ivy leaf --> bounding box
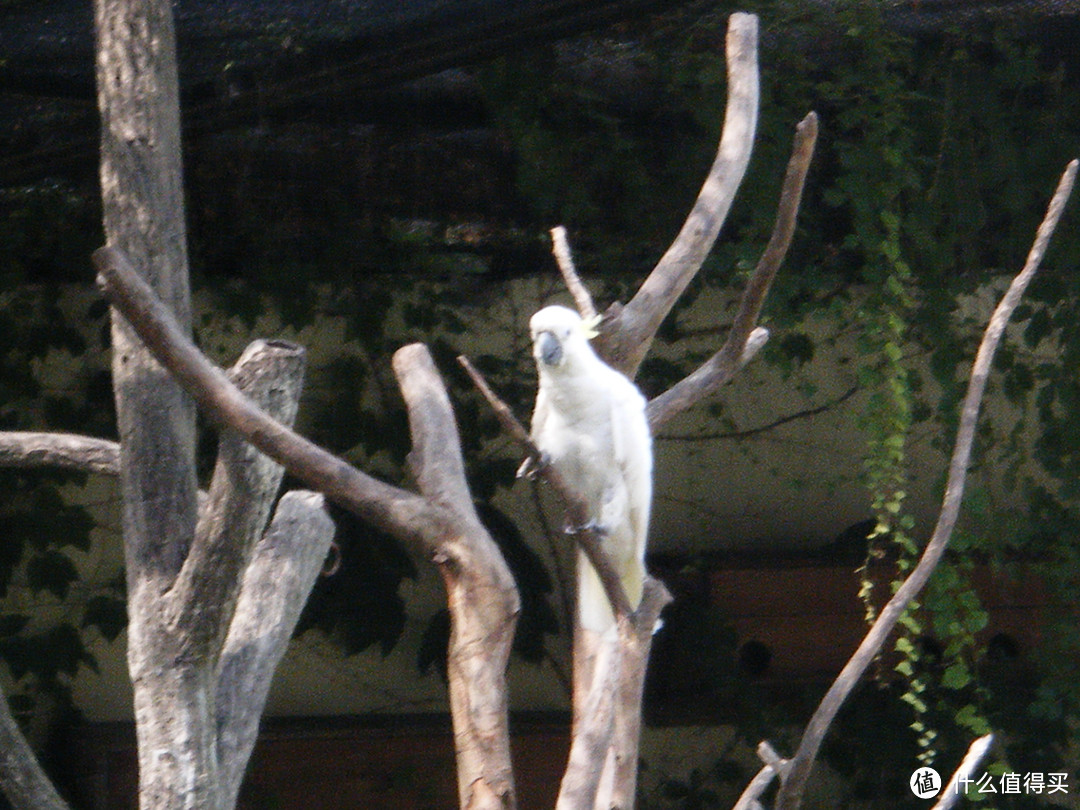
[26,550,78,600]
[942,662,972,690]
[0,533,24,598]
[416,608,450,682]
[82,595,128,642]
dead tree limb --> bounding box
[608,579,672,810]
[646,110,818,430]
[217,490,336,808]
[95,0,204,801]
[551,226,598,322]
[929,733,994,810]
[556,634,619,810]
[599,12,759,377]
[95,244,521,810]
[0,432,119,475]
[0,694,71,810]
[170,339,306,660]
[772,158,1078,810]
[731,743,788,810]
[395,345,520,810]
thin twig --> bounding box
[551,226,597,322]
[457,354,633,619]
[658,385,857,442]
[773,159,1077,810]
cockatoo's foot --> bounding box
[515,451,551,480]
[563,519,607,537]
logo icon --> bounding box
[911,767,942,799]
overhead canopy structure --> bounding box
[0,0,1076,191]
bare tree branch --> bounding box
[658,386,858,442]
[930,733,994,810]
[646,110,819,430]
[732,743,788,810]
[599,12,760,377]
[171,339,306,657]
[556,634,618,810]
[0,691,71,810]
[396,345,519,810]
[457,354,633,620]
[551,226,597,322]
[609,578,672,809]
[217,490,336,808]
[0,432,119,475]
[773,158,1078,810]
[93,245,448,554]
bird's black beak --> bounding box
[536,331,563,366]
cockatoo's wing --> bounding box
[607,372,652,562]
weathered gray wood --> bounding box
[0,432,119,475]
[217,491,336,808]
[94,0,205,804]
[609,580,670,810]
[0,694,71,810]
[172,339,306,658]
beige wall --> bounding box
[0,275,1046,722]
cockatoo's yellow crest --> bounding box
[581,313,602,340]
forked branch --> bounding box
[646,110,818,430]
[600,12,760,376]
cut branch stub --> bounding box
[216,490,336,808]
[169,339,307,658]
[396,344,519,810]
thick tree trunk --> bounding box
[94,0,205,806]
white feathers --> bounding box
[525,305,652,633]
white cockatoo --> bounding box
[523,304,652,633]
